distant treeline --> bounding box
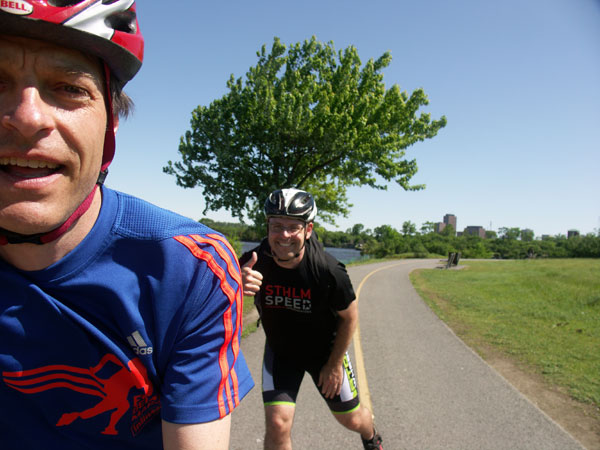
[201,219,600,259]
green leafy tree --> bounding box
[164,36,446,225]
[485,230,497,239]
[498,227,521,240]
[346,223,368,248]
[456,234,492,259]
[420,221,436,234]
[348,223,365,236]
[520,229,534,242]
[409,238,428,257]
[363,225,404,257]
[402,220,417,236]
[421,233,453,256]
[440,224,455,237]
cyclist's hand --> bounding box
[318,362,343,399]
[241,252,263,296]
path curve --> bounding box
[230,259,584,449]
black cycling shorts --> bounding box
[261,342,360,414]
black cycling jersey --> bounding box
[240,237,356,365]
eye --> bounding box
[0,74,10,92]
[57,83,90,97]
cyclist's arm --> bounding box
[162,415,231,450]
[330,300,359,364]
[318,300,358,398]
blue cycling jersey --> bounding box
[0,186,254,449]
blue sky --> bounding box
[109,0,600,237]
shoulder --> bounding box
[323,252,350,282]
[109,188,213,241]
[304,237,335,269]
[104,188,240,293]
[301,238,335,281]
[306,240,352,284]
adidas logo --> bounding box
[127,331,153,356]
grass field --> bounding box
[410,259,600,407]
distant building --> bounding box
[567,229,580,238]
[464,226,486,238]
[434,213,456,235]
[443,214,457,234]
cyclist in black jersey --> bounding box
[240,189,383,450]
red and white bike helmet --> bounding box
[0,0,144,245]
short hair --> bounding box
[110,76,134,119]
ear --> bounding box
[305,222,314,240]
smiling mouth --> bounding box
[0,157,61,178]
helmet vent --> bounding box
[47,0,84,6]
[105,10,137,34]
[264,189,317,222]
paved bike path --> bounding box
[230,259,584,449]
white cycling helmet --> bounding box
[264,189,317,223]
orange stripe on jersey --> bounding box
[205,234,242,280]
[199,234,242,336]
[204,234,243,342]
[173,235,240,417]
[205,233,243,337]
[192,234,243,405]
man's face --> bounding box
[0,35,108,235]
[267,216,313,265]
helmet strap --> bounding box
[101,63,116,172]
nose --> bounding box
[281,228,296,238]
[1,86,53,140]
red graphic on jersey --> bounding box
[265,284,311,299]
[264,284,313,313]
[2,354,159,436]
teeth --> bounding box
[0,157,59,169]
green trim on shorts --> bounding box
[343,353,358,397]
[331,401,361,415]
[264,401,296,407]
